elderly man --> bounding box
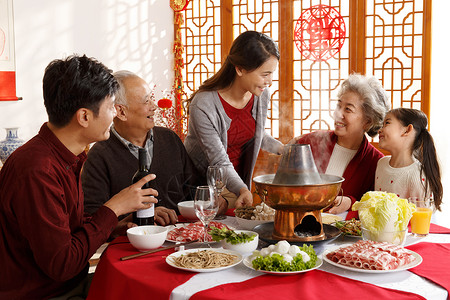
[0,56,157,299]
[82,70,226,229]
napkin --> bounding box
[408,223,450,234]
[190,269,425,300]
[406,242,450,297]
[87,236,197,300]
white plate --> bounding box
[165,223,229,244]
[243,256,323,275]
[166,248,243,273]
[321,213,343,225]
[322,247,422,273]
[341,233,362,238]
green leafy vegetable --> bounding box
[251,244,317,272]
[208,227,256,245]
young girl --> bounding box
[375,108,442,210]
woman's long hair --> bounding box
[185,31,279,109]
[390,108,443,210]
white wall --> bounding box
[429,1,450,224]
[1,0,449,223]
[0,0,174,140]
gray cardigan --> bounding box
[184,89,283,195]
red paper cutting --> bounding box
[294,5,346,62]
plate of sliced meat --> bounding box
[166,221,232,243]
[322,240,422,273]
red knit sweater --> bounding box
[219,93,256,178]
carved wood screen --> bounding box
[178,0,431,145]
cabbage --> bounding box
[352,191,416,242]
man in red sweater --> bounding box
[0,55,157,299]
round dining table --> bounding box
[87,215,450,300]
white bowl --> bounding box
[177,201,198,221]
[361,227,407,246]
[235,216,272,230]
[127,225,168,251]
[220,230,259,254]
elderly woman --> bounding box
[295,74,390,219]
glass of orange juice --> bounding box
[408,197,434,237]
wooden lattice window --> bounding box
[178,0,431,145]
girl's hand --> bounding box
[328,196,351,214]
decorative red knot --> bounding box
[294,4,346,62]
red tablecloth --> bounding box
[190,269,425,300]
[408,223,450,234]
[87,236,196,300]
[406,242,450,297]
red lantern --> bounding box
[157,98,173,110]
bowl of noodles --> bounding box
[166,248,243,272]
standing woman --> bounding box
[184,31,284,208]
[295,74,391,219]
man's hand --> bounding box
[110,215,137,239]
[104,174,158,217]
[155,207,178,226]
[235,187,253,208]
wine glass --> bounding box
[207,165,227,219]
[194,186,219,242]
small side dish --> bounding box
[209,227,256,244]
[209,227,259,253]
[235,203,275,221]
[321,213,343,225]
[334,218,362,236]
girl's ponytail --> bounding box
[417,129,443,210]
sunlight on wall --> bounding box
[0,0,174,141]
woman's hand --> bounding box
[277,144,286,155]
[287,135,303,144]
[328,196,351,214]
[216,195,229,215]
[235,187,253,208]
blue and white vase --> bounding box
[0,128,25,164]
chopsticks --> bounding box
[120,239,199,261]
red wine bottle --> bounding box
[132,148,155,225]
